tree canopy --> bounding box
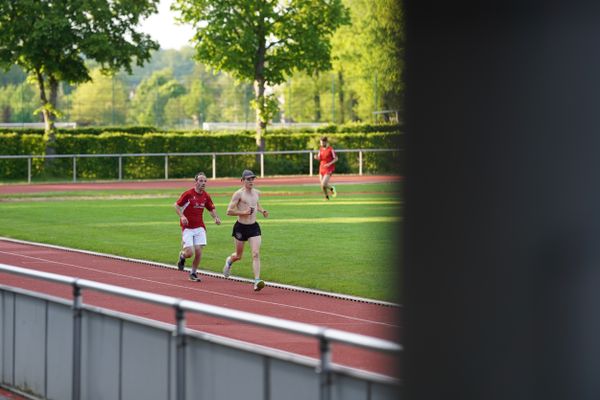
[130,69,186,127]
[70,69,129,126]
[0,0,160,142]
[173,0,350,148]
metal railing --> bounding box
[0,263,402,400]
[0,148,400,183]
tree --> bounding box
[0,82,39,123]
[129,69,186,127]
[330,0,404,122]
[173,0,350,150]
[69,69,129,126]
[0,0,159,153]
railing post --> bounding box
[118,156,122,181]
[72,281,83,400]
[317,330,332,400]
[260,152,264,178]
[212,154,216,180]
[359,150,363,176]
[27,157,31,183]
[165,155,169,180]
[73,156,77,183]
[309,151,313,177]
[175,304,187,400]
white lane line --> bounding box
[0,250,399,328]
[0,236,400,307]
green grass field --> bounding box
[0,182,402,302]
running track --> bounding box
[0,175,402,378]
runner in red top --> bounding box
[173,172,221,282]
[314,136,339,200]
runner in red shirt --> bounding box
[314,136,339,200]
[173,172,221,282]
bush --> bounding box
[0,126,402,180]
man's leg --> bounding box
[188,245,203,281]
[248,236,262,279]
[224,238,245,277]
[248,236,265,291]
[320,174,330,198]
[191,244,203,274]
[178,244,193,271]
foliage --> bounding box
[173,0,350,145]
[0,65,26,86]
[0,1,404,129]
[0,0,160,137]
[68,69,129,126]
[0,130,401,180]
[0,82,39,123]
[0,133,45,179]
[118,47,198,89]
[129,69,186,127]
[328,0,404,122]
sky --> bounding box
[138,0,195,50]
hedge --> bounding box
[0,129,402,181]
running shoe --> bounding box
[223,256,232,278]
[330,186,337,198]
[177,253,185,271]
[189,272,200,282]
[253,279,265,292]
[324,195,329,201]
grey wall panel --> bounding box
[169,336,176,400]
[0,291,5,383]
[0,287,400,400]
[13,295,46,396]
[186,338,265,400]
[1,291,14,385]
[270,358,320,400]
[81,312,122,400]
[331,374,368,400]
[46,302,73,400]
[121,321,170,400]
[371,381,401,400]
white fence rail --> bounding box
[0,148,399,183]
[0,263,401,400]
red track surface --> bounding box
[0,174,401,194]
[0,175,402,378]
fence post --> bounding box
[318,330,332,400]
[175,304,186,400]
[27,157,31,183]
[72,281,83,400]
[73,157,77,183]
[359,150,363,176]
[165,155,169,180]
[260,152,264,178]
[309,151,313,176]
[118,156,122,181]
[212,154,216,180]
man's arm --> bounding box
[327,150,338,166]
[173,202,188,226]
[208,208,221,225]
[257,201,268,218]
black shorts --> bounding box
[232,221,261,241]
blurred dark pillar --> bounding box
[404,2,600,399]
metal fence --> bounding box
[0,148,399,183]
[0,263,401,400]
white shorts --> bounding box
[181,227,207,248]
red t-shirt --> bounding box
[318,146,337,174]
[176,189,215,230]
